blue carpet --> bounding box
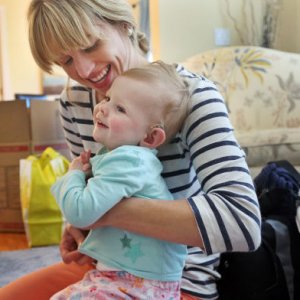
[0,246,61,287]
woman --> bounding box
[0,0,261,299]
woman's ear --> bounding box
[140,127,166,148]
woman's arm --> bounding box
[90,197,204,247]
[91,73,262,254]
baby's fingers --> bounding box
[80,149,91,164]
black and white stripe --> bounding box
[58,66,261,299]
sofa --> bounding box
[182,46,300,176]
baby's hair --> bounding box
[28,0,149,73]
[121,61,190,143]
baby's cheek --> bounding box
[111,120,126,132]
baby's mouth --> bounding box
[97,121,108,128]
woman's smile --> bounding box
[89,64,111,83]
[89,64,113,91]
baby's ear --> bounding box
[140,127,166,148]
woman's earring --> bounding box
[127,27,133,37]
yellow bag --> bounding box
[20,147,69,247]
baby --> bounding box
[51,61,190,299]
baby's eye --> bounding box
[116,105,126,113]
[103,96,110,102]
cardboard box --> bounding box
[0,99,70,232]
[29,100,70,160]
[0,101,31,232]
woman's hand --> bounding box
[60,224,94,265]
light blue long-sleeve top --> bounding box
[51,145,187,281]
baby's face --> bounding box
[93,76,160,150]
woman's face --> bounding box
[56,22,136,97]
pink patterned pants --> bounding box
[51,269,181,300]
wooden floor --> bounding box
[0,233,29,250]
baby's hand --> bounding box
[68,150,91,174]
[80,150,91,174]
[69,156,84,171]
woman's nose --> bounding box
[74,54,94,79]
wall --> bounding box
[0,0,299,97]
[157,0,259,62]
[157,0,300,63]
[0,0,41,99]
[276,0,299,53]
[0,6,11,99]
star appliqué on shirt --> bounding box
[124,242,144,263]
[120,234,132,249]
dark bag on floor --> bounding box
[217,160,300,300]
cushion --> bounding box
[183,46,300,167]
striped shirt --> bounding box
[59,65,261,299]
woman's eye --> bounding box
[116,105,126,113]
[104,96,110,102]
[61,57,73,66]
[84,40,99,53]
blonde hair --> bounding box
[28,0,149,73]
[122,61,190,143]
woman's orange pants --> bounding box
[0,262,198,299]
